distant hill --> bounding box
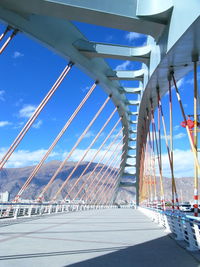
[139,176,196,203]
[116,176,197,204]
[0,160,135,203]
[1,160,194,204]
[157,176,196,203]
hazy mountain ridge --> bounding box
[0,160,194,203]
[159,176,197,202]
[0,160,134,202]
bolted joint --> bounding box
[13,29,19,35]
[192,54,199,62]
[69,61,75,67]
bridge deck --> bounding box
[0,209,199,267]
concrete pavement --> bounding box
[0,209,199,266]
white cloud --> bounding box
[32,120,43,129]
[185,78,193,85]
[110,131,123,141]
[0,121,11,127]
[62,146,122,168]
[0,148,58,168]
[115,61,131,71]
[0,144,122,168]
[15,98,24,107]
[19,105,37,118]
[13,51,24,59]
[174,132,186,139]
[125,32,145,42]
[84,130,95,139]
[150,130,186,142]
[0,90,5,101]
[164,77,185,96]
[174,125,180,131]
[3,146,195,178]
[185,72,200,85]
[81,86,90,92]
[12,121,25,130]
[161,149,195,177]
[75,130,95,139]
[160,133,169,141]
[177,78,184,88]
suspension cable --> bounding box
[111,154,125,204]
[150,100,165,210]
[166,83,180,211]
[84,139,124,203]
[97,168,121,205]
[171,72,200,173]
[156,87,179,210]
[58,106,118,202]
[95,167,119,205]
[37,95,111,201]
[148,117,157,208]
[146,115,153,207]
[107,177,120,205]
[0,28,18,54]
[145,129,150,206]
[157,93,163,201]
[141,120,147,205]
[169,81,174,211]
[73,128,123,201]
[90,148,124,204]
[14,81,97,201]
[0,26,11,42]
[105,170,122,205]
[97,166,122,205]
[139,128,145,204]
[146,142,151,207]
[144,115,151,207]
[67,117,122,199]
[151,124,158,208]
[95,160,122,204]
[0,62,74,170]
[91,149,124,204]
[52,106,118,202]
[193,60,198,217]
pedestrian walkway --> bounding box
[0,209,199,267]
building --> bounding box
[0,191,9,202]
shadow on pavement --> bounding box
[0,235,199,267]
[67,235,200,267]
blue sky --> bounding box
[0,21,199,178]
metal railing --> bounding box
[0,202,120,220]
[139,207,200,251]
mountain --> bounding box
[140,176,198,203]
[158,176,197,203]
[0,160,135,203]
[0,161,197,204]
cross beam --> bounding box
[74,40,151,65]
[107,69,144,81]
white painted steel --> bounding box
[139,207,200,251]
[0,203,130,220]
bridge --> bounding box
[0,0,200,266]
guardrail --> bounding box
[0,203,121,220]
[0,203,133,220]
[139,207,200,251]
